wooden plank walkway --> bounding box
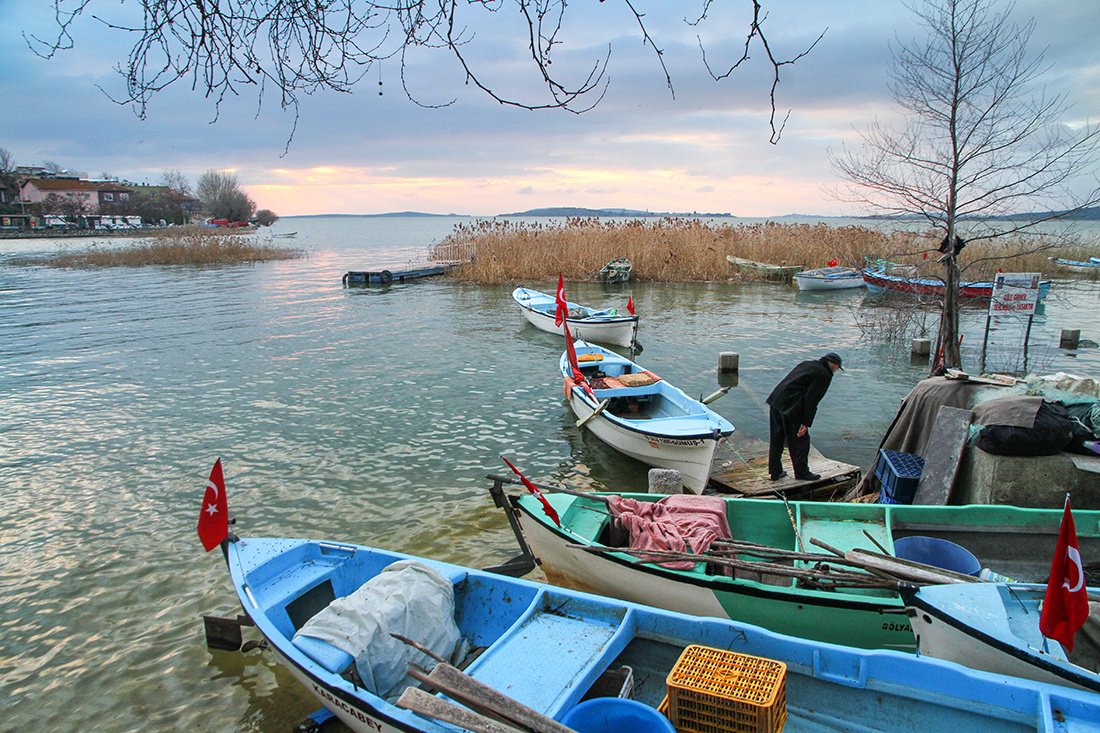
[707,430,863,501]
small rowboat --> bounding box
[210,533,1100,733]
[901,582,1100,693]
[862,267,1052,299]
[492,485,1100,652]
[512,287,638,347]
[1049,257,1100,274]
[561,342,733,492]
[727,255,803,281]
[793,266,864,291]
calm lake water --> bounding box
[2,215,1099,732]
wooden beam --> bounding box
[397,688,526,733]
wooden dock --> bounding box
[343,263,455,286]
[707,430,863,501]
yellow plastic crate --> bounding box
[665,645,787,733]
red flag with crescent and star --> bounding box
[555,273,568,327]
[501,456,561,527]
[563,321,596,399]
[198,458,229,551]
[627,295,635,315]
[1040,496,1090,651]
[827,258,838,267]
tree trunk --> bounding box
[940,254,962,370]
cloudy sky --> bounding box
[2,1,1098,217]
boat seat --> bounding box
[292,634,355,674]
[463,589,634,717]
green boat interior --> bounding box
[554,493,1100,595]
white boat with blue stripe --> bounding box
[560,341,734,492]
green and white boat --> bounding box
[489,480,1100,652]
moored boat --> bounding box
[490,484,1100,652]
[727,255,803,281]
[213,533,1100,733]
[901,582,1100,693]
[512,287,638,347]
[1049,257,1100,274]
[597,257,632,283]
[794,266,865,291]
[862,266,1052,299]
[561,342,734,492]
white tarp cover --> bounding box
[293,560,461,700]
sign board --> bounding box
[990,272,1041,315]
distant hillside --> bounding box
[286,211,467,218]
[497,207,734,218]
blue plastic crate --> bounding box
[875,449,924,504]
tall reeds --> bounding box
[430,217,1095,283]
[16,227,302,268]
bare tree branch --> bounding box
[28,1,812,149]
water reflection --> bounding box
[2,218,1099,732]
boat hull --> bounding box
[513,287,638,347]
[561,342,734,492]
[566,386,723,492]
[902,583,1100,694]
[794,267,865,291]
[862,268,1052,299]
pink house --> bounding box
[20,178,101,212]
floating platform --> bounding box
[342,263,454,286]
[707,430,863,501]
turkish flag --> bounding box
[197,459,229,551]
[1039,496,1090,651]
[555,273,567,327]
[563,321,596,400]
[827,258,838,267]
[627,296,635,315]
[501,456,561,527]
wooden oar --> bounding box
[575,398,610,427]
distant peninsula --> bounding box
[496,207,734,218]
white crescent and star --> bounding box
[1063,546,1085,593]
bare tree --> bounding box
[196,170,256,222]
[831,0,1100,371]
[159,169,192,196]
[30,1,819,147]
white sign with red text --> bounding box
[990,272,1041,315]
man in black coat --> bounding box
[765,352,843,481]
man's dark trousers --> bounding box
[769,406,810,477]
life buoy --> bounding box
[379,269,393,284]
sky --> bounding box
[2,1,1098,218]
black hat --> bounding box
[823,352,843,370]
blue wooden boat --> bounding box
[512,287,638,347]
[561,342,734,492]
[901,582,1100,693]
[343,264,453,286]
[212,534,1100,733]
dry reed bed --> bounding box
[431,218,1093,284]
[15,227,302,268]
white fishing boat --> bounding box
[512,287,638,347]
[561,341,733,492]
[794,266,865,291]
[900,582,1100,693]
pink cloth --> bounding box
[606,495,732,570]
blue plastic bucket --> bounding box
[893,536,980,576]
[560,698,675,733]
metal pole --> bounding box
[1022,313,1034,374]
